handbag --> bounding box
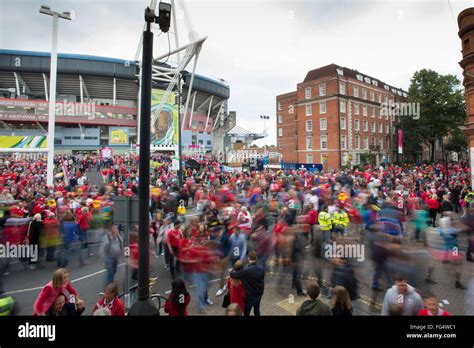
[221,291,230,308]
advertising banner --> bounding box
[100,147,113,158]
[109,127,129,146]
[398,129,403,154]
[151,89,178,146]
[0,135,46,149]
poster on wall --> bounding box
[109,127,129,146]
[151,89,178,146]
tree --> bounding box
[360,153,375,165]
[405,69,465,162]
[445,127,468,154]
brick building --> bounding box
[276,64,407,170]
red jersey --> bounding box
[93,296,125,316]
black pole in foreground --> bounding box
[128,9,156,315]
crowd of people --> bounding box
[0,152,474,316]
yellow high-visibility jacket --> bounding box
[333,211,349,228]
[318,211,333,231]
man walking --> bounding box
[230,251,265,316]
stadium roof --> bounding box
[226,125,264,140]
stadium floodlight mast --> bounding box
[39,5,73,188]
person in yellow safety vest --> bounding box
[0,280,16,315]
[0,295,15,315]
[332,203,350,236]
[318,205,333,242]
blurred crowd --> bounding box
[0,153,473,316]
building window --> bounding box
[384,95,388,104]
[370,90,375,101]
[307,153,313,164]
[355,135,360,149]
[278,143,283,150]
[371,121,375,133]
[319,83,326,96]
[278,128,283,137]
[305,87,311,99]
[289,104,294,114]
[341,135,347,150]
[340,117,346,130]
[321,135,327,149]
[379,138,384,150]
[306,136,313,150]
[354,103,359,115]
[306,120,312,132]
[379,123,383,133]
[320,118,327,131]
[340,100,346,113]
[386,124,390,134]
[378,93,382,103]
[339,82,346,95]
[387,138,391,150]
[363,120,368,132]
[207,140,212,145]
[362,88,367,99]
[320,101,326,114]
[353,86,359,98]
[278,101,282,110]
[371,136,376,146]
[385,111,389,120]
[354,119,360,131]
[363,105,368,117]
[306,104,312,116]
[364,136,368,149]
[371,107,375,118]
[278,115,283,124]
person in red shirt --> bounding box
[92,282,125,316]
[167,219,183,280]
[273,217,288,271]
[226,260,245,314]
[77,207,93,257]
[427,194,440,227]
[164,278,191,316]
[417,293,451,316]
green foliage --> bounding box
[445,127,468,153]
[405,69,465,161]
[360,153,375,165]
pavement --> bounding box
[1,171,472,315]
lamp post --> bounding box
[39,5,72,188]
[128,3,171,316]
[260,115,270,154]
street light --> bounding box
[128,3,171,316]
[260,115,270,154]
[40,5,72,188]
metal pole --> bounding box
[128,14,157,315]
[46,14,58,188]
[178,74,183,187]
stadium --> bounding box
[0,49,230,156]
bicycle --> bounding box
[98,277,168,315]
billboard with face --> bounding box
[151,89,178,146]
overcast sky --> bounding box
[1,0,473,146]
